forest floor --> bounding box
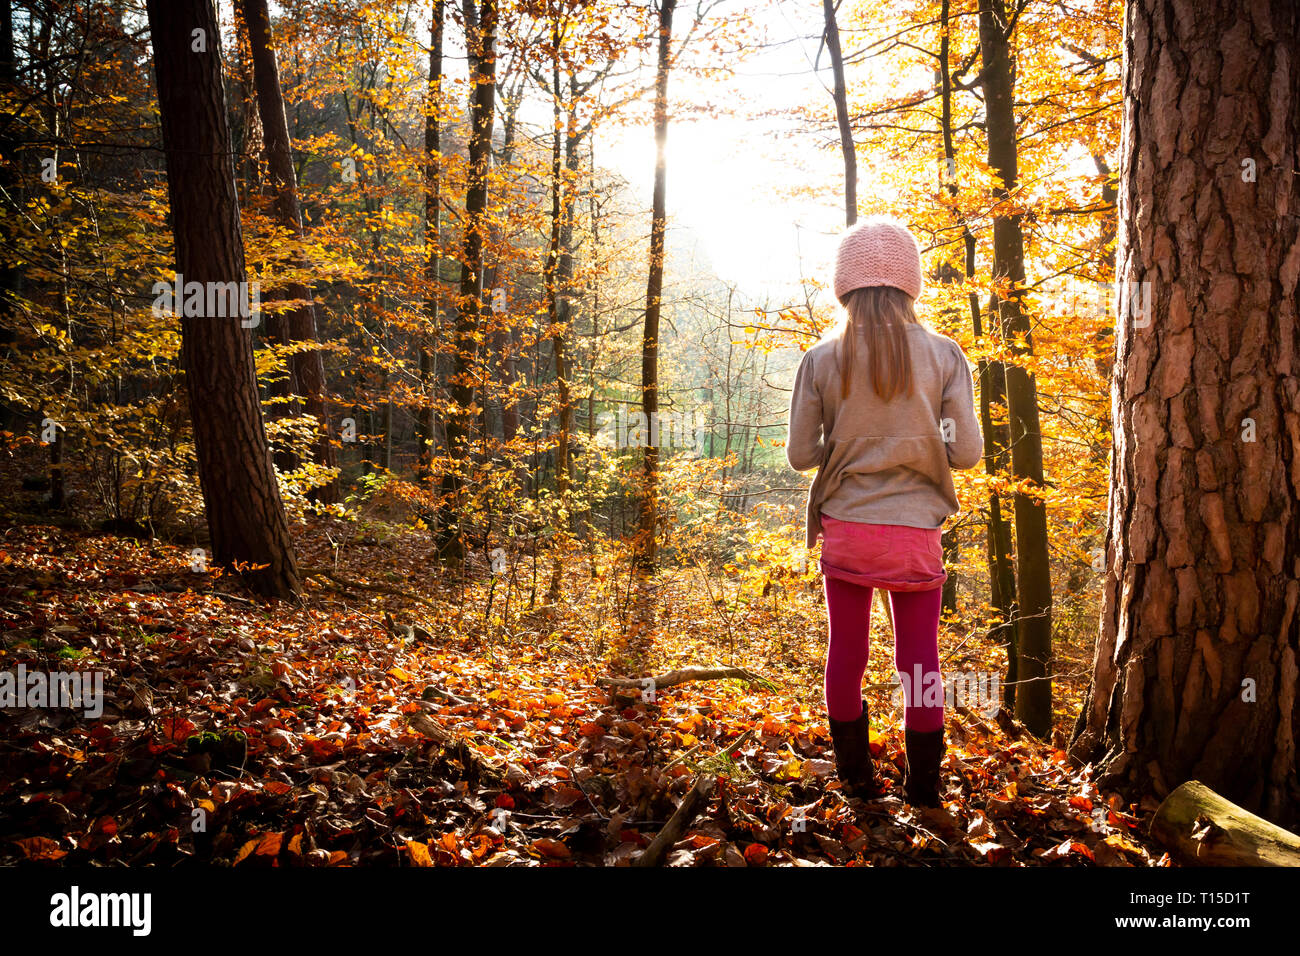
[0,516,1169,867]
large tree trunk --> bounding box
[978,0,1052,736]
[822,0,855,227]
[437,0,497,564]
[635,0,675,572]
[1070,0,1300,823]
[236,0,337,502]
[146,0,300,600]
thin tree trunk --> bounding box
[555,111,582,524]
[544,23,575,604]
[146,0,300,599]
[936,0,1017,704]
[0,0,16,381]
[822,0,856,226]
[417,0,444,491]
[438,0,497,564]
[978,0,1051,736]
[236,0,337,501]
[487,61,526,456]
[635,0,675,572]
[936,1,1015,645]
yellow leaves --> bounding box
[406,840,434,867]
[1102,832,1145,858]
[867,727,887,755]
[34,323,72,346]
[773,755,802,781]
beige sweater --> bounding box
[785,321,984,547]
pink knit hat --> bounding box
[833,215,923,302]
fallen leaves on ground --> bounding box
[0,522,1165,867]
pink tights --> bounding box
[823,576,944,731]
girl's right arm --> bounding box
[786,348,825,472]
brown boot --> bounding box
[828,699,884,800]
[903,727,945,807]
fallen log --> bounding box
[633,729,754,867]
[633,774,716,867]
[1150,780,1300,866]
[406,712,504,785]
[599,665,770,694]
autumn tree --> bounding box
[977,0,1052,736]
[437,0,498,564]
[821,0,855,227]
[146,0,301,599]
[1071,0,1300,821]
[635,0,675,572]
[417,0,446,488]
[235,0,338,502]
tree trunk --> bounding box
[938,0,1016,680]
[978,0,1052,736]
[981,357,1018,708]
[635,0,675,572]
[822,0,856,227]
[438,0,497,564]
[235,0,336,502]
[232,0,298,465]
[0,0,16,379]
[417,0,444,491]
[146,0,300,599]
[1070,0,1300,823]
[544,32,585,604]
[485,64,526,460]
[543,21,566,604]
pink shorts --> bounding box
[818,515,947,592]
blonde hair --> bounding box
[837,285,918,402]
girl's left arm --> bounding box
[942,344,984,469]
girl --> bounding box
[786,215,983,806]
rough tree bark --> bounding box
[146,0,300,599]
[978,0,1052,735]
[1070,0,1300,823]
